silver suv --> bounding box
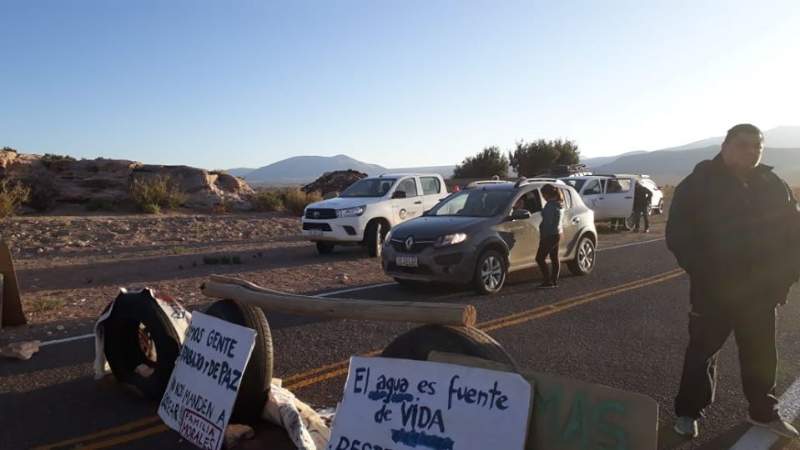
[382,179,598,294]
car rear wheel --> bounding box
[316,241,335,255]
[473,250,506,295]
[568,235,596,275]
[623,214,636,231]
[657,199,665,214]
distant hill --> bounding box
[235,154,455,185]
[242,154,386,184]
[594,146,800,185]
[586,126,800,185]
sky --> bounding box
[1,0,799,170]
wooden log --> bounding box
[202,275,476,327]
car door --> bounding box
[557,187,579,259]
[579,179,608,219]
[390,177,424,224]
[503,189,541,269]
[419,176,445,212]
[601,177,635,218]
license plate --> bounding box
[308,229,324,237]
[396,256,418,267]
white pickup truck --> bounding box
[302,173,449,256]
[560,174,664,230]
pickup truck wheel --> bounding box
[657,199,665,214]
[568,235,596,275]
[473,250,506,295]
[623,214,636,231]
[316,241,335,255]
[365,221,387,258]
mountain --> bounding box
[227,167,256,177]
[234,154,455,185]
[582,151,647,168]
[587,126,800,185]
[242,154,387,184]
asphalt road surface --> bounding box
[2,238,800,450]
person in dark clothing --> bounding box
[536,184,564,288]
[633,180,653,232]
[666,123,800,440]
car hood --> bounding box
[390,216,492,241]
[307,197,385,209]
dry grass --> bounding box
[0,179,31,218]
[129,175,187,213]
[251,190,284,212]
[282,188,322,216]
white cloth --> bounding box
[262,384,331,450]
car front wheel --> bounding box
[568,236,596,276]
[473,250,507,295]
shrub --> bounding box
[282,188,321,216]
[252,191,284,212]
[41,153,77,170]
[24,174,58,211]
[129,175,186,213]
[453,146,509,179]
[0,179,31,218]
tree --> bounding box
[453,146,509,179]
[508,139,580,177]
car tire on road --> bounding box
[316,241,335,255]
[473,249,507,295]
[623,214,636,231]
[381,325,517,368]
[568,235,596,276]
[657,199,665,214]
[365,220,387,258]
[103,291,182,400]
[204,299,273,425]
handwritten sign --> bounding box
[327,356,532,450]
[159,312,256,450]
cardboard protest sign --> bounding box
[159,312,256,450]
[429,352,659,450]
[327,356,532,450]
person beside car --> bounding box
[633,180,652,232]
[666,123,800,440]
[536,184,564,288]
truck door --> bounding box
[602,177,635,219]
[390,177,424,224]
[419,176,445,212]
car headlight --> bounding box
[435,233,468,247]
[337,205,366,218]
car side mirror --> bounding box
[392,191,407,199]
[510,209,532,221]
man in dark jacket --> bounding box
[633,180,653,232]
[666,123,800,439]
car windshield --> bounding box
[340,178,397,197]
[562,179,586,191]
[430,189,514,217]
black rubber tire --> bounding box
[104,291,182,400]
[365,220,388,258]
[568,235,596,276]
[657,199,665,215]
[204,299,273,425]
[316,241,335,255]
[473,249,507,295]
[382,325,517,368]
[623,214,636,231]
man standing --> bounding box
[666,123,800,439]
[633,180,653,232]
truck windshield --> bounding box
[340,178,397,198]
[430,189,514,217]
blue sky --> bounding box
[1,0,798,169]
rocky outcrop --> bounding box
[0,148,255,212]
[302,170,367,197]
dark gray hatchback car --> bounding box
[381,179,598,294]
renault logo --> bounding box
[312,211,320,219]
[404,236,415,251]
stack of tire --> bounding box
[103,293,273,424]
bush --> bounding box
[129,175,186,213]
[282,188,321,216]
[24,174,58,211]
[252,191,284,212]
[0,179,31,218]
[41,153,76,170]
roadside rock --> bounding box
[302,170,366,197]
[0,340,41,360]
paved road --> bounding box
[2,239,800,449]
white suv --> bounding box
[302,173,449,256]
[560,174,664,229]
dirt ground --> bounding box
[0,210,668,344]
